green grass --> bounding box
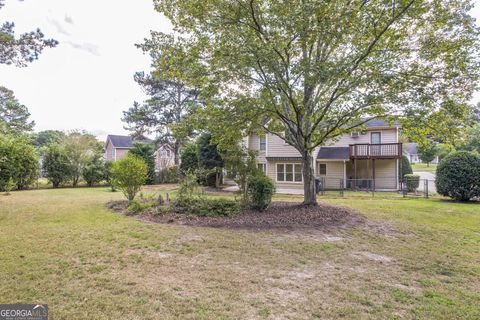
[412,163,438,173]
[0,186,479,319]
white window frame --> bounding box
[259,135,266,151]
[276,163,303,183]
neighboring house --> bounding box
[403,142,439,165]
[246,120,403,194]
[154,145,176,171]
[404,143,420,164]
[104,135,152,161]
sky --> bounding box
[0,1,480,141]
[0,0,170,140]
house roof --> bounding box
[404,143,418,155]
[106,135,152,149]
[317,147,350,160]
[365,119,399,128]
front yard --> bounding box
[0,187,479,319]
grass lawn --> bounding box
[0,187,479,319]
[412,163,437,174]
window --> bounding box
[259,135,266,151]
[276,163,302,182]
[257,163,266,173]
[319,163,327,175]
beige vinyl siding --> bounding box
[373,159,397,189]
[266,134,301,157]
[317,161,345,189]
[326,128,397,147]
[250,134,267,162]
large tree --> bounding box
[0,0,57,66]
[123,33,202,165]
[150,0,480,204]
[0,86,34,134]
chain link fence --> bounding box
[316,176,436,198]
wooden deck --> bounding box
[349,143,402,159]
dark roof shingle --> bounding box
[107,135,152,148]
[317,147,350,160]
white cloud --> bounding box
[0,0,170,137]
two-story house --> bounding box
[246,120,402,194]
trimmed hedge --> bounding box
[436,151,480,201]
[404,174,420,192]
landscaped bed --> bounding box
[108,200,366,231]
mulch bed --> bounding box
[107,200,366,232]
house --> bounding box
[105,135,176,171]
[154,145,176,171]
[104,135,152,161]
[404,142,439,164]
[404,143,420,164]
[246,120,403,194]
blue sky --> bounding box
[0,0,479,140]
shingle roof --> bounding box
[107,135,152,149]
[317,147,350,160]
[404,143,418,155]
[365,119,399,128]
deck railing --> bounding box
[349,143,402,159]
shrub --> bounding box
[399,155,413,178]
[42,144,71,188]
[174,197,240,217]
[180,143,199,173]
[129,142,156,185]
[404,174,420,192]
[436,151,480,201]
[127,200,154,213]
[82,156,106,187]
[0,136,38,191]
[247,173,275,211]
[111,155,148,202]
[104,160,116,191]
[157,166,180,184]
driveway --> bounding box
[415,171,436,194]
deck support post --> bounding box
[372,159,376,192]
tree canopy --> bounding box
[149,0,480,204]
[0,86,34,134]
[0,0,57,66]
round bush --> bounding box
[247,173,275,211]
[404,174,420,192]
[435,151,480,201]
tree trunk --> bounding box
[174,139,181,166]
[301,153,317,205]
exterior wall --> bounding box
[316,161,345,189]
[105,140,115,161]
[266,134,301,157]
[348,159,397,190]
[115,148,130,161]
[250,134,267,163]
[326,128,398,147]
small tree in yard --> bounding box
[179,142,199,174]
[111,155,148,202]
[197,133,224,188]
[42,144,70,188]
[0,135,39,191]
[436,151,480,201]
[247,173,275,211]
[104,160,116,192]
[418,141,437,167]
[82,156,106,187]
[128,142,156,185]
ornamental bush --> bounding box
[404,174,420,192]
[399,155,413,178]
[111,155,148,202]
[436,151,480,201]
[247,173,275,211]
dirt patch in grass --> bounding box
[108,200,367,232]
